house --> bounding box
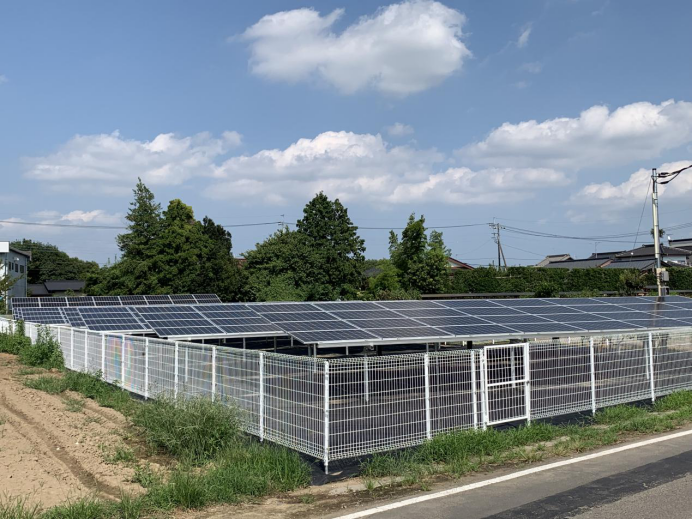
[668,237,692,253]
[447,257,474,270]
[614,244,690,267]
[0,241,32,310]
[535,254,573,267]
[542,258,611,269]
[27,280,86,297]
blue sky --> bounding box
[0,0,691,266]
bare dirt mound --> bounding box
[0,354,143,510]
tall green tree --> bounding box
[389,214,450,294]
[197,217,244,301]
[116,178,162,261]
[10,239,99,284]
[295,192,366,300]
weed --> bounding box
[42,495,114,519]
[103,444,136,465]
[23,375,67,394]
[16,367,45,376]
[130,463,160,489]
[62,396,85,413]
[0,493,41,519]
[653,390,692,413]
[18,326,64,369]
[83,416,103,426]
[299,494,315,504]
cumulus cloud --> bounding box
[386,122,415,136]
[0,209,123,236]
[204,130,568,206]
[566,160,692,222]
[240,0,471,96]
[461,100,692,169]
[22,130,242,194]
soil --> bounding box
[0,353,145,510]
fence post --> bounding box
[364,354,369,403]
[174,342,179,399]
[648,332,656,403]
[589,337,596,415]
[480,349,488,430]
[259,352,265,442]
[524,343,531,424]
[471,350,477,429]
[323,360,330,475]
[424,353,432,440]
[121,334,125,389]
[70,328,74,370]
[144,338,149,400]
[101,333,106,378]
[212,346,217,401]
[510,347,516,389]
[185,346,189,383]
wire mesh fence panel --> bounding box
[215,348,261,436]
[652,329,692,396]
[86,331,102,374]
[529,338,592,419]
[73,329,87,372]
[176,342,214,398]
[429,350,477,435]
[484,344,529,425]
[103,334,124,386]
[122,336,147,395]
[594,333,651,408]
[328,354,427,461]
[263,354,325,459]
[147,338,176,398]
[59,327,71,365]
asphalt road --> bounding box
[338,430,692,519]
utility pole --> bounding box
[651,168,664,296]
[650,164,692,297]
[490,222,507,271]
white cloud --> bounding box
[204,130,568,206]
[515,80,529,89]
[0,209,123,236]
[462,100,692,169]
[519,61,542,73]
[0,75,8,84]
[566,160,692,222]
[517,25,532,48]
[23,130,242,194]
[240,0,471,96]
[386,122,415,136]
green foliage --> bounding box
[617,270,646,295]
[0,493,42,519]
[9,239,99,285]
[449,266,691,294]
[131,395,242,464]
[534,282,560,298]
[0,261,19,314]
[244,193,366,301]
[0,321,30,355]
[18,326,64,369]
[389,214,450,294]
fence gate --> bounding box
[482,343,530,425]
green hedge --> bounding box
[448,266,691,294]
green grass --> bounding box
[16,367,46,376]
[360,391,692,484]
[62,396,86,413]
[0,493,41,519]
[102,444,136,465]
[23,375,67,394]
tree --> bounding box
[0,260,19,314]
[389,214,450,294]
[116,178,162,261]
[197,217,244,301]
[618,270,646,296]
[10,239,99,284]
[650,228,665,239]
[295,193,366,300]
[243,228,315,301]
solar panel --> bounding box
[649,310,692,319]
[92,296,123,306]
[79,307,149,332]
[366,327,452,339]
[120,295,147,306]
[593,311,656,320]
[289,329,379,343]
[535,313,599,323]
[216,324,285,334]
[261,311,335,322]
[66,296,95,307]
[376,301,445,310]
[196,310,259,319]
[438,324,520,336]
[495,299,560,307]
[468,307,531,316]
[347,318,424,329]
[11,298,40,308]
[621,318,691,329]
[417,316,493,326]
[315,302,382,311]
[19,308,69,325]
[329,310,402,320]
[560,304,621,313]
[573,321,645,331]
[250,303,320,313]
[480,314,553,324]
[282,320,357,332]
[668,302,692,310]
[37,297,66,307]
[192,294,222,304]
[12,308,24,320]
[145,295,173,305]
[395,308,465,318]
[594,297,646,304]
[170,294,198,304]
[507,323,583,333]
[63,308,87,327]
[438,300,504,308]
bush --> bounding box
[18,326,64,369]
[0,321,30,355]
[534,282,560,298]
[131,396,242,464]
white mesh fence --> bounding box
[0,317,690,468]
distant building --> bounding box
[668,237,692,253]
[614,244,690,267]
[27,280,86,297]
[542,258,611,269]
[535,254,573,267]
[447,257,474,270]
[0,241,31,310]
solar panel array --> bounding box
[11,294,221,309]
[10,296,691,342]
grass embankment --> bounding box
[1,324,311,519]
[361,390,692,489]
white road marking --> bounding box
[337,429,692,519]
